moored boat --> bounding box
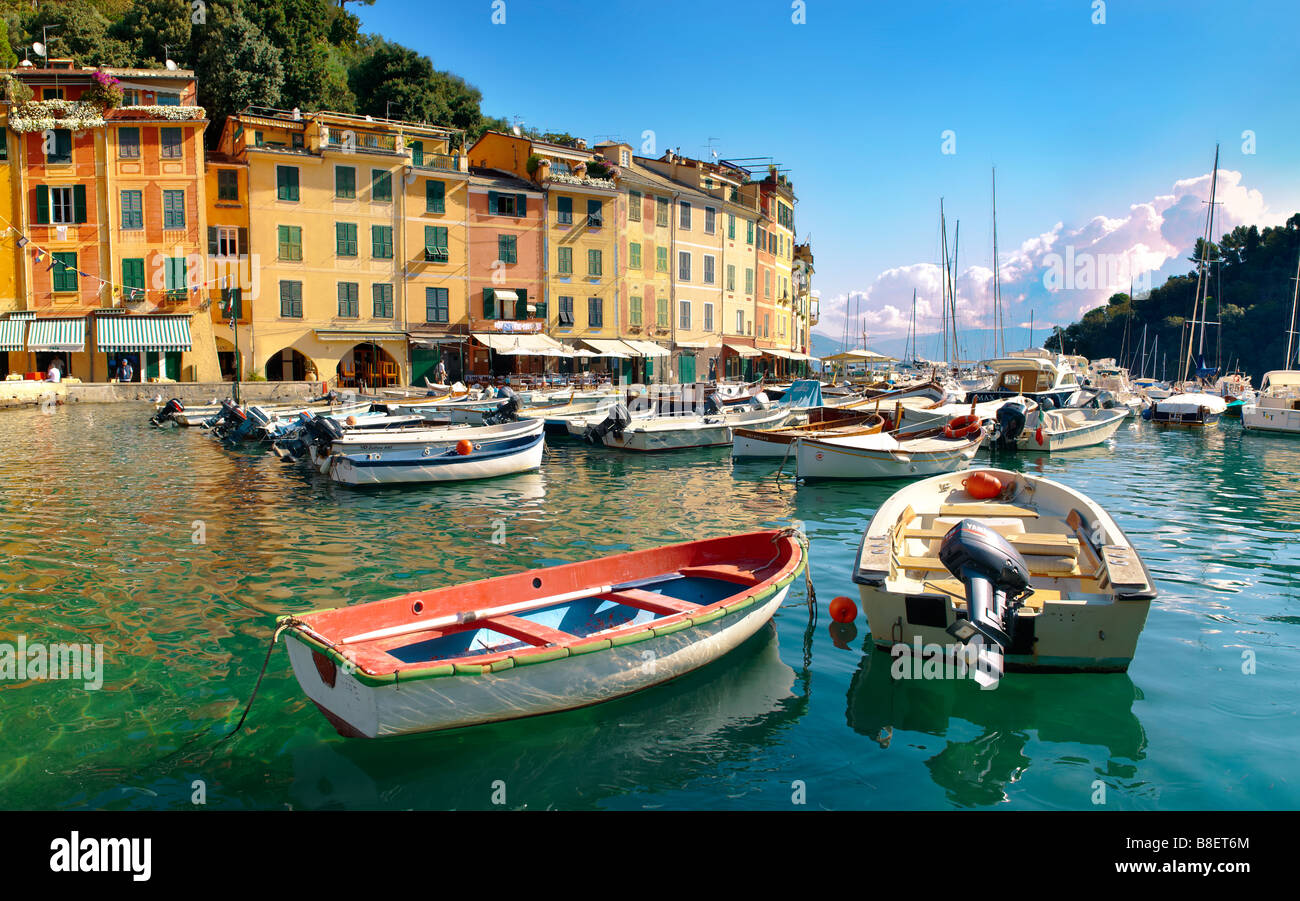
[1142,391,1226,426]
[278,529,808,737]
[732,407,885,458]
[990,404,1128,453]
[325,429,545,486]
[1242,370,1300,434]
[795,423,984,481]
[851,468,1156,672]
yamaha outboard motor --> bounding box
[993,401,1027,451]
[302,414,345,451]
[939,519,1032,652]
[704,393,725,415]
[149,398,185,428]
[582,404,631,444]
[482,386,519,425]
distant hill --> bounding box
[811,326,1052,364]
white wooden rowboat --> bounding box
[796,427,983,480]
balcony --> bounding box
[324,128,399,154]
[411,152,462,173]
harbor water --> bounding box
[1,404,1297,810]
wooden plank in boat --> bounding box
[939,502,1039,518]
[676,564,762,586]
[1101,545,1148,587]
[903,526,1078,557]
[898,554,1079,575]
[600,588,699,616]
[922,579,1050,610]
[485,615,575,647]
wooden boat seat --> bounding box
[902,525,1079,558]
[484,615,576,647]
[939,502,1039,518]
[676,564,762,586]
[897,553,1080,576]
[599,589,699,616]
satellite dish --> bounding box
[19,59,33,68]
[165,59,179,71]
[32,42,46,57]
[512,125,521,136]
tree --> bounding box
[193,6,284,138]
[109,0,190,67]
[19,0,133,67]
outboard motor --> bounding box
[582,404,631,444]
[482,387,519,425]
[303,414,345,450]
[939,519,1033,652]
[704,393,725,415]
[993,401,1027,451]
[149,398,184,427]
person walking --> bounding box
[119,357,134,383]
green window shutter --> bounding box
[72,184,87,223]
[411,140,424,166]
[51,252,78,292]
[516,288,528,320]
[426,180,445,213]
[122,258,145,297]
[35,185,49,224]
[517,194,526,216]
[336,166,355,198]
[483,287,495,319]
[208,226,219,256]
[488,191,498,215]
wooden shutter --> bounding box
[72,185,87,223]
[35,186,49,224]
[488,191,498,215]
[208,227,219,256]
[483,287,495,319]
[516,194,526,216]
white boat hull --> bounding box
[1015,409,1126,452]
[283,588,787,737]
[1242,405,1300,434]
[327,435,544,485]
[796,436,981,480]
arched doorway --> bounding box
[266,347,314,381]
[338,343,400,388]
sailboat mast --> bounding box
[991,168,1003,358]
[952,220,961,367]
[1182,145,1219,383]
[1287,242,1300,368]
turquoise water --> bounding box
[1,405,1297,810]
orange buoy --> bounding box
[455,439,473,456]
[963,471,1002,499]
[345,416,357,426]
[829,596,858,623]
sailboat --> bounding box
[1242,241,1300,435]
[1146,146,1228,426]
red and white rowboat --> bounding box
[279,530,807,738]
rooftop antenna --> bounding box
[164,44,179,70]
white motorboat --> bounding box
[593,406,792,452]
[795,425,983,481]
[1142,391,1226,426]
[326,430,545,486]
[968,355,1083,409]
[851,467,1156,672]
[303,418,544,472]
[1242,371,1300,434]
[991,404,1128,452]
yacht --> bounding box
[968,354,1083,409]
[1241,371,1300,434]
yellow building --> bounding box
[212,107,469,387]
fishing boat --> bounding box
[277,529,807,737]
[851,468,1156,672]
[795,421,984,481]
[587,406,792,452]
[1242,371,1300,434]
[732,407,886,458]
[325,429,545,486]
[989,403,1127,452]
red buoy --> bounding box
[455,439,473,456]
[963,471,1002,499]
[829,596,857,623]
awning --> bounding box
[474,332,566,355]
[26,317,86,352]
[724,342,760,358]
[624,339,670,357]
[0,319,27,353]
[674,340,709,349]
[96,314,192,353]
[580,338,639,358]
[315,329,408,343]
[493,289,520,302]
[763,348,795,360]
[408,335,469,348]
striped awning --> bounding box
[0,318,27,352]
[97,315,192,353]
[26,317,86,352]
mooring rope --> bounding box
[214,620,293,747]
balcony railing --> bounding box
[411,152,461,172]
[324,128,399,153]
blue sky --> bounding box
[358,0,1300,350]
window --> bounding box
[628,191,642,222]
[656,196,669,227]
[336,222,358,257]
[410,140,424,167]
[371,225,393,259]
[679,201,691,230]
[747,220,754,244]
[704,302,714,332]
[425,287,449,323]
[745,268,754,294]
[736,310,744,334]
[482,288,497,319]
[558,296,574,327]
[335,166,355,199]
[118,190,143,230]
[49,186,77,225]
[160,127,182,159]
[704,207,716,234]
[425,226,449,263]
[47,129,72,164]
[621,149,630,166]
[278,225,302,261]
[678,251,691,281]
[165,257,187,301]
[557,196,572,225]
[371,169,392,202]
[51,252,78,293]
[280,280,303,318]
[765,270,772,298]
[703,255,715,285]
[630,295,643,327]
[629,242,642,269]
[372,284,394,318]
[122,259,145,301]
[426,180,445,214]
[43,88,64,100]
[587,199,603,227]
[588,249,602,277]
[162,190,185,228]
[217,169,238,201]
[118,127,140,159]
[292,132,304,150]
[763,314,770,338]
[122,89,140,106]
[276,165,299,201]
[489,191,524,216]
[679,300,691,330]
[337,282,359,318]
[656,246,668,272]
[557,246,573,275]
[727,214,736,239]
[215,226,239,257]
[588,297,603,328]
[498,234,517,263]
[157,92,181,106]
[657,297,669,328]
[757,226,766,251]
[726,265,735,292]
